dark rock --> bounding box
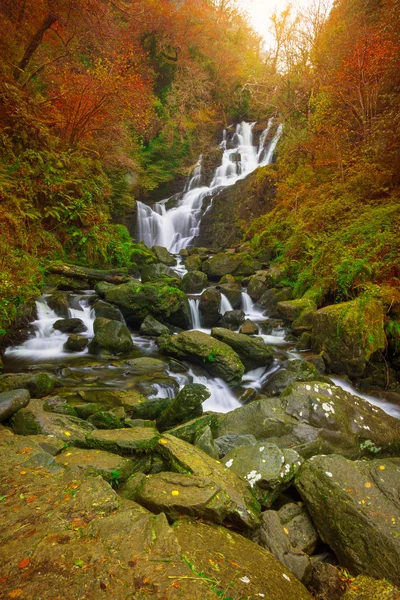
[0,372,57,398]
[199,287,221,327]
[139,315,170,337]
[53,318,87,334]
[86,427,160,454]
[202,252,261,280]
[211,327,274,370]
[218,309,245,330]
[64,334,89,352]
[88,319,134,355]
[259,287,293,317]
[46,293,70,317]
[151,245,177,266]
[156,384,209,432]
[87,411,124,429]
[240,319,259,335]
[92,300,125,322]
[141,263,181,285]
[261,359,331,397]
[182,270,208,293]
[0,389,30,423]
[43,395,78,416]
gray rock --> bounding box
[194,425,219,459]
[182,270,208,293]
[139,315,170,337]
[259,287,292,318]
[53,318,87,334]
[64,334,89,352]
[0,389,30,422]
[262,359,331,396]
[239,319,259,335]
[218,309,245,330]
[88,319,134,355]
[156,384,209,432]
[214,433,257,457]
[211,327,274,370]
[92,300,125,322]
[199,287,221,327]
[151,245,177,266]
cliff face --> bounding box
[195,165,277,250]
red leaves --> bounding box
[17,558,30,569]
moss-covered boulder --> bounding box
[311,298,386,377]
[88,319,134,355]
[124,357,169,374]
[43,395,77,416]
[87,411,124,429]
[239,319,259,335]
[262,359,332,396]
[296,455,400,584]
[182,270,208,293]
[0,372,57,398]
[341,576,400,599]
[223,441,303,506]
[141,263,181,286]
[199,287,221,327]
[202,252,261,280]
[217,382,400,459]
[55,448,135,483]
[156,384,208,432]
[158,330,245,383]
[64,334,89,352]
[184,254,202,271]
[139,315,170,337]
[247,272,270,300]
[259,287,293,317]
[12,399,94,444]
[92,300,125,322]
[0,389,30,422]
[155,433,260,529]
[277,298,317,326]
[74,388,147,413]
[104,279,191,329]
[53,318,87,334]
[166,414,219,444]
[151,245,177,266]
[173,519,312,599]
[86,427,160,455]
[74,403,105,419]
[217,281,242,309]
[218,309,245,330]
[46,292,70,317]
[94,280,116,297]
[211,327,274,370]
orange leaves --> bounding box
[8,589,23,598]
[17,558,30,569]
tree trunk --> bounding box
[14,12,58,80]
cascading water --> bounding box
[136,120,282,253]
[189,298,201,329]
[220,294,233,315]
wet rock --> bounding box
[74,403,105,419]
[218,309,245,330]
[217,281,242,308]
[104,279,191,329]
[53,317,87,334]
[184,254,202,271]
[296,332,312,351]
[199,287,221,327]
[64,334,89,352]
[262,359,332,397]
[124,357,168,374]
[0,389,30,422]
[43,395,78,416]
[139,315,170,336]
[211,327,274,370]
[341,575,400,599]
[55,448,135,484]
[311,298,386,377]
[130,396,173,421]
[173,520,312,599]
[155,433,260,529]
[94,280,116,297]
[217,382,400,459]
[45,274,90,291]
[158,330,245,383]
[141,262,181,285]
[247,272,270,300]
[12,399,95,444]
[86,427,160,455]
[0,372,57,398]
[151,245,177,266]
[202,251,262,280]
[296,454,400,584]
[167,414,219,444]
[222,441,303,506]
[214,433,257,457]
[88,319,134,355]
[92,300,125,322]
[28,434,66,455]
[259,287,293,317]
[75,388,147,413]
[259,318,286,334]
[156,384,209,432]
[239,319,259,335]
[194,425,219,459]
[182,270,208,293]
[46,292,70,317]
[87,411,124,429]
[277,299,317,323]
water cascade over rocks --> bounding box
[136,120,282,252]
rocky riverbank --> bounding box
[1,244,400,599]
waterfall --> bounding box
[220,294,233,315]
[241,291,253,313]
[189,298,201,329]
[136,120,283,252]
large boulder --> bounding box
[182,270,208,293]
[53,318,87,334]
[261,359,331,397]
[92,300,125,322]
[85,427,160,455]
[151,245,177,266]
[55,448,135,484]
[216,382,400,459]
[88,319,134,355]
[199,287,221,327]
[202,252,261,280]
[141,263,181,286]
[296,454,400,585]
[156,384,209,432]
[155,433,260,529]
[11,399,95,444]
[158,330,245,383]
[0,389,30,422]
[217,281,242,309]
[184,254,202,271]
[211,327,274,370]
[64,334,89,352]
[46,292,70,317]
[277,298,316,324]
[218,309,245,330]
[0,372,57,398]
[311,298,386,377]
[139,315,170,337]
[223,441,303,506]
[259,287,292,317]
[173,520,312,599]
[104,279,191,329]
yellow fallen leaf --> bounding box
[19,471,26,476]
[379,466,385,471]
[65,453,72,456]
[283,528,289,535]
[160,439,168,444]
[171,490,179,496]
[364,482,372,488]
[64,432,71,437]
[9,590,23,598]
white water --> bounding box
[241,291,265,320]
[189,298,201,329]
[137,120,282,252]
[220,294,233,315]
[330,376,400,419]
[5,296,96,361]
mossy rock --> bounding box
[184,255,202,271]
[141,263,181,286]
[173,519,312,599]
[46,293,70,317]
[151,245,177,266]
[64,334,89,352]
[0,372,57,398]
[182,270,208,293]
[341,575,400,599]
[202,252,261,280]
[277,299,316,323]
[87,411,124,429]
[55,448,135,484]
[53,318,87,334]
[158,330,245,383]
[311,298,386,377]
[262,359,332,397]
[218,309,245,331]
[92,300,125,322]
[85,427,160,455]
[0,389,30,423]
[217,282,242,308]
[156,384,209,432]
[88,319,134,355]
[76,388,147,412]
[74,403,105,419]
[139,315,170,337]
[211,327,274,370]
[167,414,220,444]
[199,287,221,327]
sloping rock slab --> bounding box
[0,429,216,600]
[12,399,95,445]
[0,389,30,422]
[156,433,260,529]
[55,448,135,483]
[217,382,400,459]
[158,330,245,383]
[173,519,312,599]
[296,454,400,585]
[211,327,274,370]
[86,427,160,455]
[75,388,147,412]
